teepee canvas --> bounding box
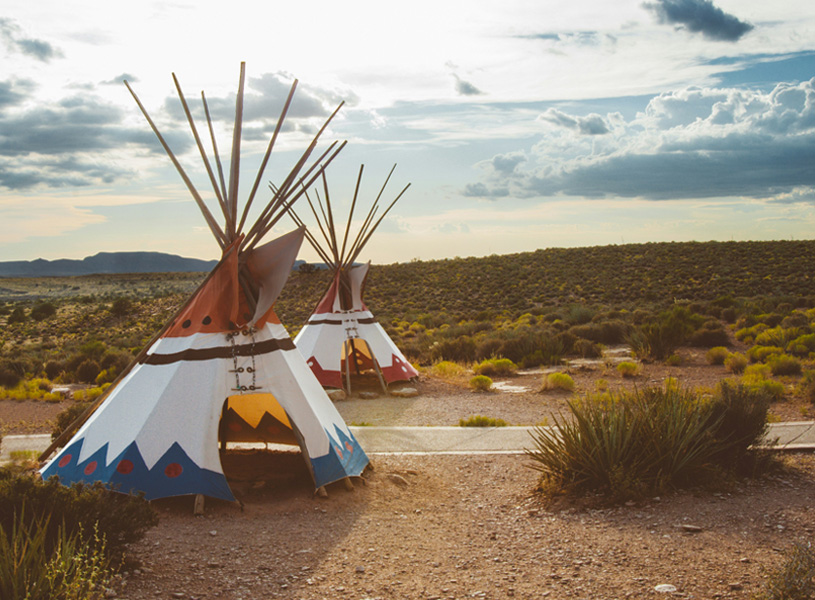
[40,64,368,501]
[290,166,419,393]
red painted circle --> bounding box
[116,460,134,474]
[83,461,97,475]
[58,454,72,468]
[228,422,243,432]
[164,463,183,478]
[267,425,280,435]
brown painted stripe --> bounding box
[140,338,296,365]
[307,317,378,326]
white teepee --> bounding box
[290,165,419,393]
[40,64,368,501]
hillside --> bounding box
[275,239,815,326]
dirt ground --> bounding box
[2,347,815,599]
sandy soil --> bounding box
[2,347,815,599]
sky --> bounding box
[1,0,814,265]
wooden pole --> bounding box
[339,164,364,263]
[226,62,247,241]
[124,80,228,250]
[237,79,299,236]
[202,92,229,208]
[172,73,230,231]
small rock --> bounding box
[680,524,703,533]
[171,594,185,599]
[355,566,365,573]
[654,584,677,593]
[387,473,409,487]
[729,583,744,591]
[390,387,419,398]
[326,389,346,401]
[209,530,217,536]
[359,391,379,399]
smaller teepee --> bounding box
[290,165,418,393]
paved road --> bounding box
[3,422,815,463]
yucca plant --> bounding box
[527,387,731,501]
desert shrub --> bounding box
[768,354,803,376]
[527,387,725,501]
[665,354,683,366]
[788,333,815,357]
[519,337,565,368]
[721,307,737,323]
[51,402,92,442]
[617,361,640,378]
[724,352,748,374]
[781,311,810,328]
[79,340,107,360]
[0,360,26,388]
[429,336,477,362]
[0,473,158,560]
[756,326,802,348]
[0,379,61,402]
[573,338,603,358]
[799,371,815,403]
[29,302,57,322]
[75,359,101,384]
[469,375,493,391]
[43,360,65,380]
[688,322,730,347]
[748,345,784,363]
[542,372,575,392]
[755,541,815,600]
[110,297,133,318]
[0,509,114,600]
[569,320,627,345]
[735,323,768,343]
[429,360,467,379]
[459,415,507,427]
[7,307,26,325]
[627,307,695,361]
[565,304,594,325]
[527,384,772,502]
[473,358,517,377]
[707,381,770,468]
[73,386,108,403]
[706,346,729,365]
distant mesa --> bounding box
[0,252,219,278]
[0,252,326,278]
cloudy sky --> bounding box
[1,0,814,264]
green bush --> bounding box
[747,345,784,363]
[7,307,27,325]
[51,402,92,442]
[707,380,770,468]
[469,375,493,391]
[724,352,748,374]
[616,361,639,378]
[755,541,815,600]
[768,354,803,376]
[0,472,158,560]
[542,372,575,392]
[706,346,729,365]
[473,358,517,377]
[29,302,57,322]
[459,415,507,427]
[75,360,101,384]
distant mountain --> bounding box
[0,252,220,277]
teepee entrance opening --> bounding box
[219,393,299,448]
[340,337,387,394]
